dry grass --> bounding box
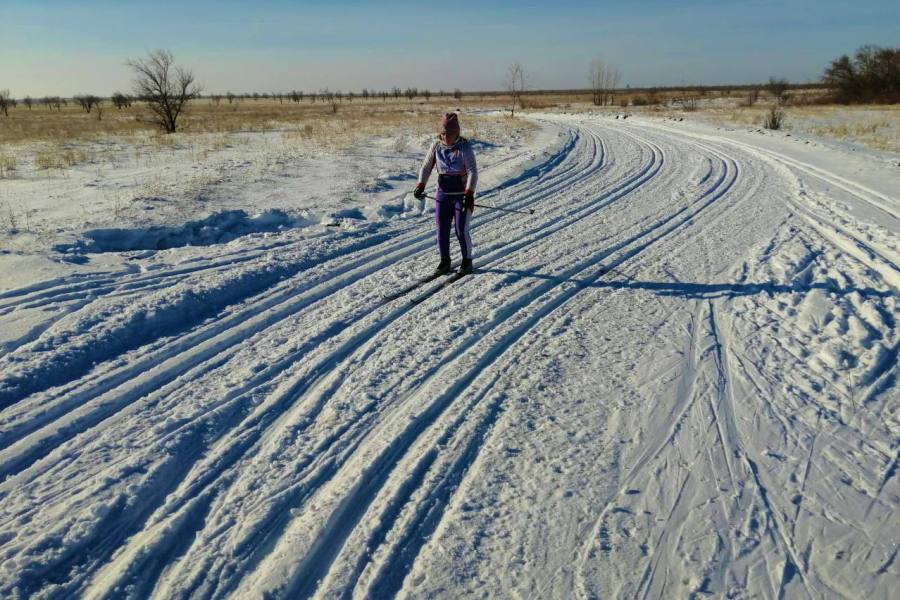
[0,97,537,172]
[704,103,899,152]
[0,154,16,179]
[0,98,535,185]
[0,96,533,145]
[33,146,88,169]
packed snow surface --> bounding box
[0,113,897,599]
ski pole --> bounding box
[473,203,535,215]
[421,193,535,215]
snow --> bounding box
[0,110,897,599]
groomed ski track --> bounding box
[0,114,897,599]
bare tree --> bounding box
[42,96,62,111]
[589,58,621,106]
[74,95,101,113]
[23,96,33,110]
[423,89,431,101]
[111,92,132,109]
[127,49,200,133]
[766,77,791,104]
[453,88,463,100]
[0,90,10,117]
[506,62,526,117]
[824,45,900,103]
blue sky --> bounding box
[1,0,897,96]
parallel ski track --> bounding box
[0,132,574,363]
[68,122,648,596]
[1,115,829,599]
[1,119,634,597]
[568,126,784,599]
[571,120,894,599]
[77,120,658,598]
[0,122,599,473]
[643,121,900,288]
[228,126,742,599]
[0,131,530,316]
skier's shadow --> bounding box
[481,268,894,300]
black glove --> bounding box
[463,189,475,212]
[413,182,426,200]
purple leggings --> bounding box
[434,190,473,260]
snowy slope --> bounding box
[0,114,897,599]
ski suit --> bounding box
[418,137,478,260]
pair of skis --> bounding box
[383,266,470,304]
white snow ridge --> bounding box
[0,114,897,599]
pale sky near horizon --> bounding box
[1,0,898,97]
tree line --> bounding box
[1,44,896,129]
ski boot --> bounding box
[459,258,474,275]
[434,257,452,276]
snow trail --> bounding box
[0,114,896,599]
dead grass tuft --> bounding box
[0,155,16,178]
[34,146,88,169]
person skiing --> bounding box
[413,112,478,275]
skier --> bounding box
[413,112,478,275]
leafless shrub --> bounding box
[589,58,621,106]
[453,88,463,100]
[127,49,201,133]
[74,95,102,113]
[42,96,62,110]
[506,62,526,117]
[0,154,16,178]
[764,104,784,130]
[2,199,19,233]
[111,92,132,109]
[0,90,11,117]
[675,94,698,111]
[23,96,33,110]
[766,77,791,104]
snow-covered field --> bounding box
[0,111,897,598]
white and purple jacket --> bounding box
[418,137,478,194]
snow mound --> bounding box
[55,209,301,254]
